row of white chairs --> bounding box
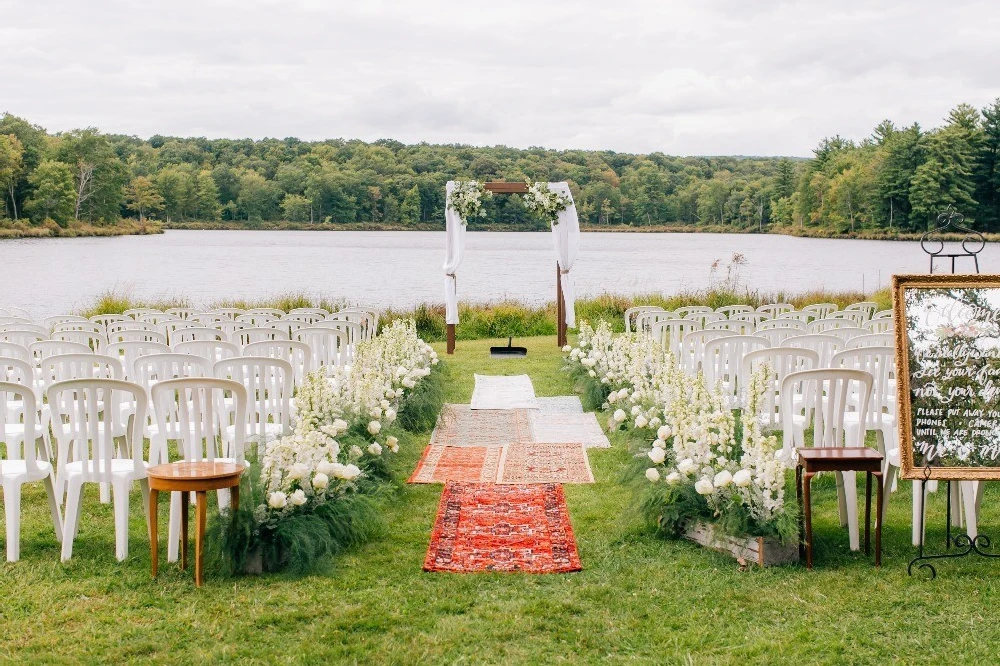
[626,302,891,335]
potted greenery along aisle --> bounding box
[208,321,445,575]
[565,322,799,567]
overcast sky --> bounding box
[3,0,998,156]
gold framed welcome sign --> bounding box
[894,274,1000,480]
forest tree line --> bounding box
[1,99,998,233]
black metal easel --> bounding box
[909,207,995,578]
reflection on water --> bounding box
[2,230,995,316]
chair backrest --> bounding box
[151,377,248,463]
[674,306,714,317]
[136,313,181,326]
[123,308,161,319]
[702,335,771,404]
[190,313,229,327]
[208,308,247,319]
[157,319,199,345]
[651,318,702,358]
[172,340,240,364]
[716,305,754,317]
[825,326,868,342]
[213,321,246,338]
[107,320,157,336]
[29,340,93,365]
[282,312,326,325]
[705,319,756,335]
[296,328,349,374]
[0,357,35,388]
[624,306,665,334]
[51,320,103,335]
[108,329,169,345]
[245,308,286,318]
[634,310,676,334]
[234,327,290,347]
[326,311,377,340]
[678,329,735,374]
[0,342,31,364]
[741,347,819,427]
[846,333,894,349]
[780,368,873,453]
[807,317,854,334]
[0,323,48,336]
[313,320,363,350]
[686,311,725,328]
[0,330,47,346]
[243,340,312,389]
[90,314,128,327]
[171,327,227,344]
[844,301,879,319]
[756,303,794,319]
[165,307,198,320]
[0,381,41,471]
[103,341,171,380]
[756,318,806,332]
[864,318,894,334]
[214,357,293,442]
[133,353,212,388]
[236,313,279,327]
[51,329,106,351]
[782,334,844,367]
[38,353,124,392]
[289,307,330,318]
[47,379,148,481]
[831,347,895,423]
[752,327,799,347]
[826,310,867,326]
[803,303,839,319]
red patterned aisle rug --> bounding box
[423,482,582,573]
[497,441,595,484]
[408,445,503,484]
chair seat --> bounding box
[0,458,53,480]
[64,459,148,476]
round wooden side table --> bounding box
[147,461,245,587]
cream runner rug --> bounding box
[528,412,610,449]
[470,374,539,410]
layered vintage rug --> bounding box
[408,445,504,484]
[533,396,584,413]
[423,482,582,574]
[429,404,532,447]
[497,441,595,484]
[528,412,611,449]
[470,374,539,410]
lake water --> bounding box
[2,230,994,316]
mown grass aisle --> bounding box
[3,335,1000,664]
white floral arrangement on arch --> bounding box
[447,180,492,224]
[522,181,571,226]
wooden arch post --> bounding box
[446,181,567,354]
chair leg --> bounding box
[111,479,131,561]
[949,482,964,529]
[840,470,860,551]
[61,477,85,562]
[100,482,111,505]
[881,464,897,527]
[42,474,64,544]
[912,480,927,547]
[3,482,22,562]
[139,478,151,541]
[167,492,182,563]
[960,481,980,540]
[835,472,848,528]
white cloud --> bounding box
[2,0,998,156]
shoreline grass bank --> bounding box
[79,286,892,343]
[0,219,164,239]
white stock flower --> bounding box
[647,447,666,464]
[342,464,362,480]
[677,458,696,475]
[268,491,287,509]
[645,467,660,482]
[631,406,641,416]
[287,463,309,480]
[665,471,681,485]
[635,415,649,429]
[733,469,752,487]
[713,470,733,488]
[316,460,335,476]
[290,489,307,506]
[562,345,572,352]
[657,425,672,441]
[312,472,330,490]
[695,478,714,495]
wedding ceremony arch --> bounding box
[443,181,581,354]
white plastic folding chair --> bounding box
[165,307,198,320]
[150,377,249,563]
[783,334,844,367]
[780,368,873,551]
[29,341,92,371]
[757,318,806,333]
[172,327,227,344]
[282,312,326,326]
[109,329,169,346]
[0,381,62,561]
[702,335,770,407]
[715,305,754,317]
[245,308,286,318]
[678,330,735,375]
[777,311,814,323]
[0,341,30,363]
[243,340,312,390]
[49,378,150,561]
[651,318,702,360]
[313,320,363,360]
[158,319,198,346]
[808,318,854,334]
[705,319,756,335]
[865,318,894,334]
[326,311,377,341]
[213,321,246,340]
[826,327,868,342]
[173,340,240,365]
[133,353,213,462]
[90,314,128,327]
[686,311,725,328]
[51,329,106,352]
[296,328,349,375]
[845,302,879,320]
[846,333,894,349]
[136,313,181,327]
[0,323,48,337]
[234,327,290,347]
[208,308,247,319]
[236,313,279,327]
[741,347,818,441]
[803,303,839,319]
[190,313,229,327]
[826,310,867,326]
[756,303,794,319]
[0,330,47,347]
[215,357,293,455]
[624,306,665,334]
[634,310,676,335]
[753,327,799,347]
[123,308,161,319]
[107,320,157,336]
[44,315,89,331]
[103,341,171,381]
[289,307,330,318]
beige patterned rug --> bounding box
[528,412,611,449]
[429,404,532,447]
[408,445,503,484]
[470,374,539,410]
[496,441,595,484]
[534,396,584,413]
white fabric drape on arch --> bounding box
[443,180,580,327]
[549,182,580,328]
[443,180,467,325]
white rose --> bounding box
[316,460,335,475]
[677,458,696,475]
[665,472,681,485]
[268,491,287,509]
[290,489,307,506]
[713,470,733,488]
[657,425,672,441]
[695,478,715,495]
[330,462,348,478]
[647,447,666,464]
[607,392,618,404]
[287,463,309,480]
[380,399,390,409]
[649,417,662,428]
[613,409,626,423]
[403,378,416,388]
[368,442,383,456]
[631,406,641,416]
[387,435,398,448]
[653,439,666,449]
[635,415,648,429]
[562,345,572,352]
[349,445,363,460]
[332,418,349,433]
[645,467,660,482]
[588,370,596,378]
[368,421,382,435]
[312,473,330,490]
[384,408,396,423]
[342,464,361,480]
[733,469,752,487]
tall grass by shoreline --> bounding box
[78,286,891,343]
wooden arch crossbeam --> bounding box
[445,181,568,354]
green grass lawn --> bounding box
[3,335,999,664]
